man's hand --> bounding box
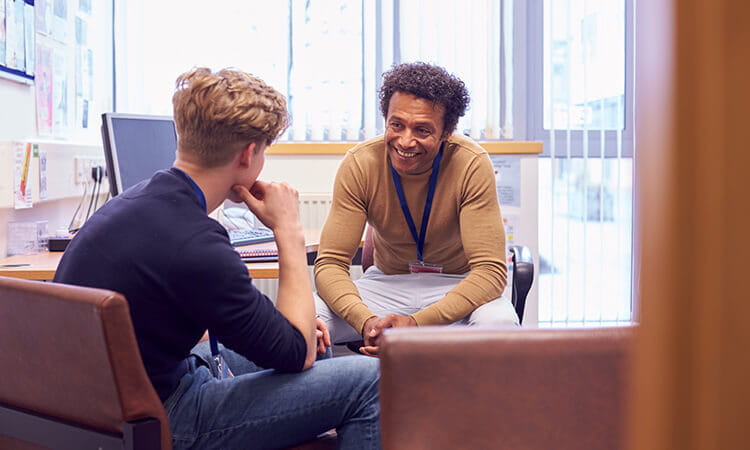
[232,181,301,232]
[359,314,417,357]
[315,317,331,354]
[235,181,315,368]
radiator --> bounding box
[297,193,334,230]
[254,193,334,302]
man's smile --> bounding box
[395,148,418,158]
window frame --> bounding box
[524,0,635,158]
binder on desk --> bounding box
[237,248,279,263]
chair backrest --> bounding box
[361,226,375,272]
[0,276,171,450]
[361,227,534,323]
[379,326,634,450]
[508,244,534,324]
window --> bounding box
[113,0,513,141]
[529,0,635,327]
[113,0,636,327]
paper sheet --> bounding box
[23,0,34,74]
[0,0,7,65]
[35,0,53,36]
[52,49,68,135]
[38,146,48,200]
[491,155,521,207]
[14,141,33,209]
[35,44,53,135]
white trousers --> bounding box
[314,266,519,344]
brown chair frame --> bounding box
[0,276,170,450]
[0,276,336,450]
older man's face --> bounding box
[384,91,447,175]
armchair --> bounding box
[0,276,335,450]
[379,326,634,450]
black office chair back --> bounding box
[508,245,534,324]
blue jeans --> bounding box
[164,342,381,449]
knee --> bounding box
[343,356,380,393]
[352,355,380,381]
[468,300,520,327]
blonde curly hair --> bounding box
[172,67,289,167]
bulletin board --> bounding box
[0,0,35,84]
[0,0,108,141]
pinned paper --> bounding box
[38,145,48,200]
[491,155,521,207]
[503,214,520,244]
[14,141,33,209]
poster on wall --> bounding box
[38,146,48,201]
[12,0,25,70]
[4,0,21,70]
[51,0,67,42]
[14,141,33,209]
[35,0,52,35]
[491,155,521,208]
[74,15,92,128]
[52,48,68,136]
[1,0,6,65]
[78,0,90,15]
[35,44,53,135]
[503,214,520,244]
[23,0,33,74]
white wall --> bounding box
[0,1,113,256]
[0,140,108,256]
[0,78,37,141]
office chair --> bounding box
[0,276,335,450]
[342,227,535,353]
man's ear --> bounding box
[440,130,451,142]
[238,142,256,168]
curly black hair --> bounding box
[379,62,470,135]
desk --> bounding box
[0,233,325,281]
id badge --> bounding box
[409,261,443,274]
[213,353,235,380]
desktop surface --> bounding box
[0,239,319,281]
[0,229,354,282]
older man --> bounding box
[314,62,518,356]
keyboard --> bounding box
[228,228,275,247]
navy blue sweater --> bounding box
[54,168,306,400]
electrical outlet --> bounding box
[74,157,105,184]
[74,157,88,184]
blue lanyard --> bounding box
[389,144,444,262]
[173,167,223,358]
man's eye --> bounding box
[417,128,431,135]
[390,122,402,129]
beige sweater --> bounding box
[314,134,507,334]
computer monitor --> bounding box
[101,113,178,197]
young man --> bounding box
[54,67,380,449]
[314,62,519,356]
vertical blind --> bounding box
[114,0,513,141]
[536,0,633,327]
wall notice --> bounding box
[491,155,521,207]
[14,141,33,209]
